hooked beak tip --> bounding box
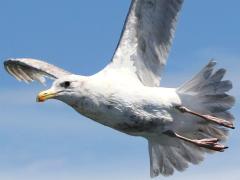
[36,90,56,103]
[36,96,45,102]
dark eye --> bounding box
[61,81,71,88]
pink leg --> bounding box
[176,106,235,129]
[163,130,228,152]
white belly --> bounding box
[72,86,181,136]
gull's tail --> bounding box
[177,60,235,139]
[148,136,204,177]
[148,61,235,178]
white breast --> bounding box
[72,78,181,136]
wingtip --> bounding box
[3,59,10,65]
[3,58,14,72]
[3,59,10,71]
[3,58,16,66]
[208,59,217,66]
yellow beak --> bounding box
[37,89,57,102]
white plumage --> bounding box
[4,0,235,178]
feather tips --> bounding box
[108,0,184,87]
[4,58,72,85]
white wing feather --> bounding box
[104,0,184,87]
[4,58,72,84]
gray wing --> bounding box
[4,58,72,84]
[105,0,184,87]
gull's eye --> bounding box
[61,81,71,88]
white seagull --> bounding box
[4,0,235,178]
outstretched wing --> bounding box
[104,0,184,87]
[4,58,72,84]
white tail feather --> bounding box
[148,61,235,177]
[148,136,204,177]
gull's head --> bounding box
[37,75,86,104]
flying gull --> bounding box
[4,0,235,178]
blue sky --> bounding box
[0,0,239,179]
